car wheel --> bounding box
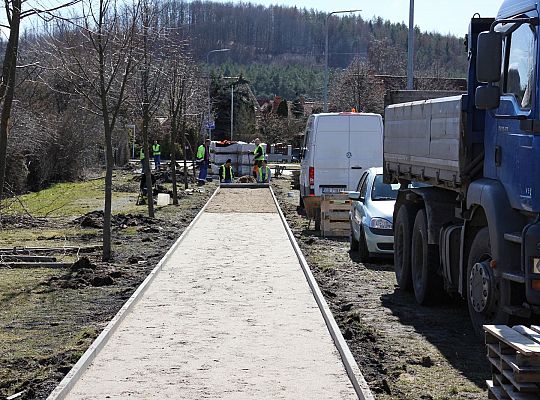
[350,227,359,252]
[394,205,414,291]
[358,228,370,263]
[411,209,442,305]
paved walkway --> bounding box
[62,189,358,399]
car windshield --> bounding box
[371,175,399,201]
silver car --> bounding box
[348,167,398,261]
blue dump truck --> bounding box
[384,0,540,335]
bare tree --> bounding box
[330,58,385,115]
[43,0,140,260]
[133,0,168,217]
[166,49,204,204]
[0,0,80,204]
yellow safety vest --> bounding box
[197,145,206,160]
[254,144,265,161]
[220,165,234,181]
[152,144,161,155]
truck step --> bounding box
[504,232,523,244]
[502,272,525,284]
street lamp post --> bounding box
[324,9,361,112]
[407,0,415,90]
[206,48,230,141]
[230,84,234,141]
[127,124,136,159]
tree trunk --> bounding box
[181,115,188,190]
[170,117,179,205]
[102,120,114,261]
[142,116,154,217]
[0,0,21,203]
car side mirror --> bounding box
[348,191,361,201]
[476,85,501,110]
[476,31,502,83]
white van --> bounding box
[300,112,383,201]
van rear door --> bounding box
[314,115,349,195]
[348,115,383,189]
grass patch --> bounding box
[0,268,118,397]
[0,226,100,248]
[3,177,139,218]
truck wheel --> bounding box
[358,228,371,263]
[411,209,442,305]
[467,227,510,337]
[394,205,414,291]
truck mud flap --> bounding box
[523,223,540,305]
[440,224,462,293]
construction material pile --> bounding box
[210,141,267,177]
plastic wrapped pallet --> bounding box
[213,153,239,165]
[211,142,239,154]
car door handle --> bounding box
[351,166,362,170]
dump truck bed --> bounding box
[384,95,465,190]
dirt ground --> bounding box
[0,171,216,400]
[272,176,489,400]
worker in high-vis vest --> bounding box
[152,140,161,170]
[253,138,265,166]
[219,159,234,184]
[196,138,211,185]
[257,159,272,184]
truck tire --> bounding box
[467,227,510,337]
[394,205,414,291]
[411,209,442,305]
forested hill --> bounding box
[160,0,469,77]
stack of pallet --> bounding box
[320,193,351,237]
[484,324,540,399]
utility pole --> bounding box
[407,0,415,90]
[324,9,361,112]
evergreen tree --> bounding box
[277,99,288,118]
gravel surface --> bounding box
[272,177,488,400]
[205,188,276,213]
[64,208,357,399]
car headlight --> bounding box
[369,218,392,230]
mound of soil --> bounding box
[73,211,157,229]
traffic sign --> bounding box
[206,121,215,130]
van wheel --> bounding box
[315,216,321,232]
[467,227,511,337]
[394,205,414,291]
[411,209,442,305]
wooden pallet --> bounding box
[484,325,540,399]
[321,194,351,237]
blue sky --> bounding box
[231,0,499,37]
